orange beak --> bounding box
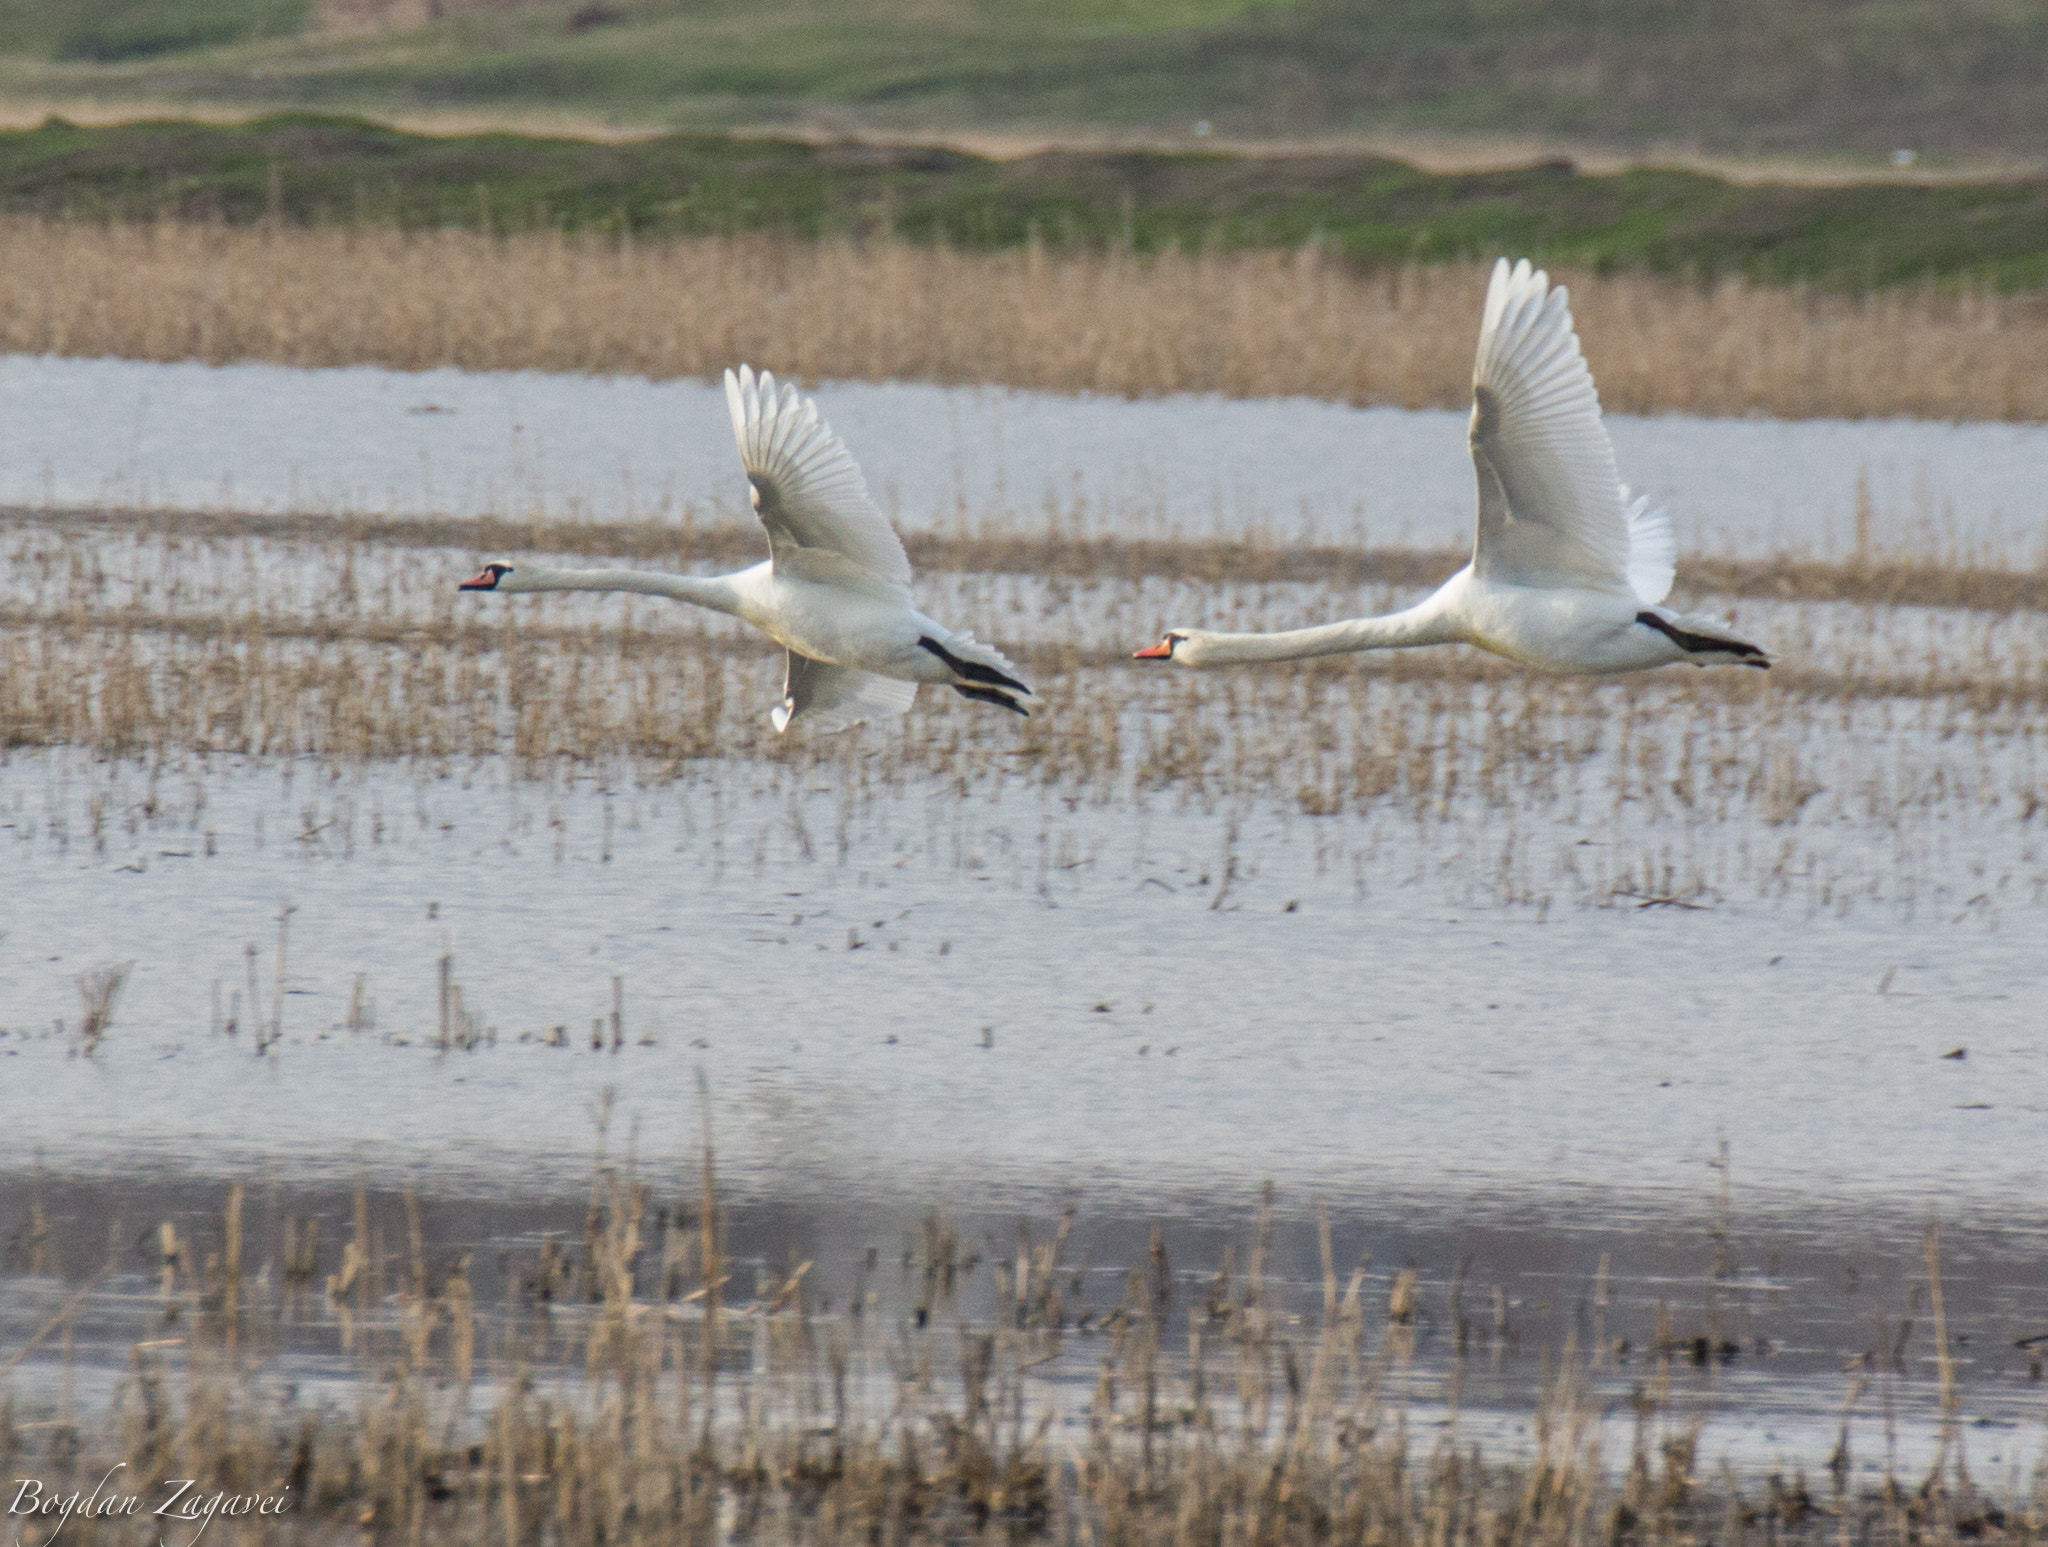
[457,567,500,591]
[1132,641,1174,659]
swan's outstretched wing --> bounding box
[725,365,913,589]
[772,652,918,734]
[1467,259,1632,592]
[1623,487,1676,606]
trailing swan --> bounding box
[1134,259,1770,675]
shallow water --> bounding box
[1,753,2040,1218]
[4,355,2045,1485]
[0,355,2042,562]
[4,1171,2045,1485]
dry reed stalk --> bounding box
[3,590,2044,765]
[18,505,2048,613]
[4,515,2044,912]
[0,1160,2032,1547]
[72,961,131,1055]
[0,218,2040,420]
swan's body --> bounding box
[461,366,1034,732]
[1134,259,1770,675]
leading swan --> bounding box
[1134,259,1770,675]
[460,366,1035,732]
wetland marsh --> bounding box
[2,355,2046,1540]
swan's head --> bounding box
[459,562,517,592]
[1133,629,1212,666]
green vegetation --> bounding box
[3,0,2048,163]
[7,114,2048,289]
[0,0,307,64]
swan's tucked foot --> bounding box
[953,684,1030,716]
[916,634,1031,695]
[1636,611,1773,668]
[775,653,919,734]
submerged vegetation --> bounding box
[2,499,2044,917]
[0,1138,2037,1546]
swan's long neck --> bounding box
[504,565,744,615]
[1193,598,1464,665]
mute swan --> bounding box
[1133,259,1770,675]
[460,365,1035,732]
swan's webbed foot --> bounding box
[952,684,1029,716]
[1636,611,1771,668]
[917,635,1031,695]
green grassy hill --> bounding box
[3,0,2048,165]
[7,114,2048,289]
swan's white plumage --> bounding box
[774,653,919,734]
[725,364,914,589]
[1622,487,1676,606]
[1469,258,1631,593]
[1133,256,1770,676]
[462,368,1034,735]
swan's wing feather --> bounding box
[1467,259,1632,592]
[725,365,913,589]
[772,652,918,734]
[1623,487,1676,606]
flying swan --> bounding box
[1133,259,1771,675]
[460,366,1036,732]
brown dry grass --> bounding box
[20,506,2048,614]
[5,513,2046,916]
[6,509,2045,918]
[0,218,2043,419]
[0,1156,2031,1547]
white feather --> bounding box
[724,365,914,589]
[1468,258,1632,593]
[1622,486,1676,606]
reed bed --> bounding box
[0,1152,2034,1547]
[18,506,2048,613]
[9,513,2048,702]
[3,514,2045,918]
[0,218,2043,420]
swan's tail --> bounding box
[916,632,1038,716]
[1637,608,1773,668]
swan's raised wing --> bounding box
[1466,259,1631,593]
[1623,487,1676,606]
[725,365,913,590]
[771,652,917,734]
